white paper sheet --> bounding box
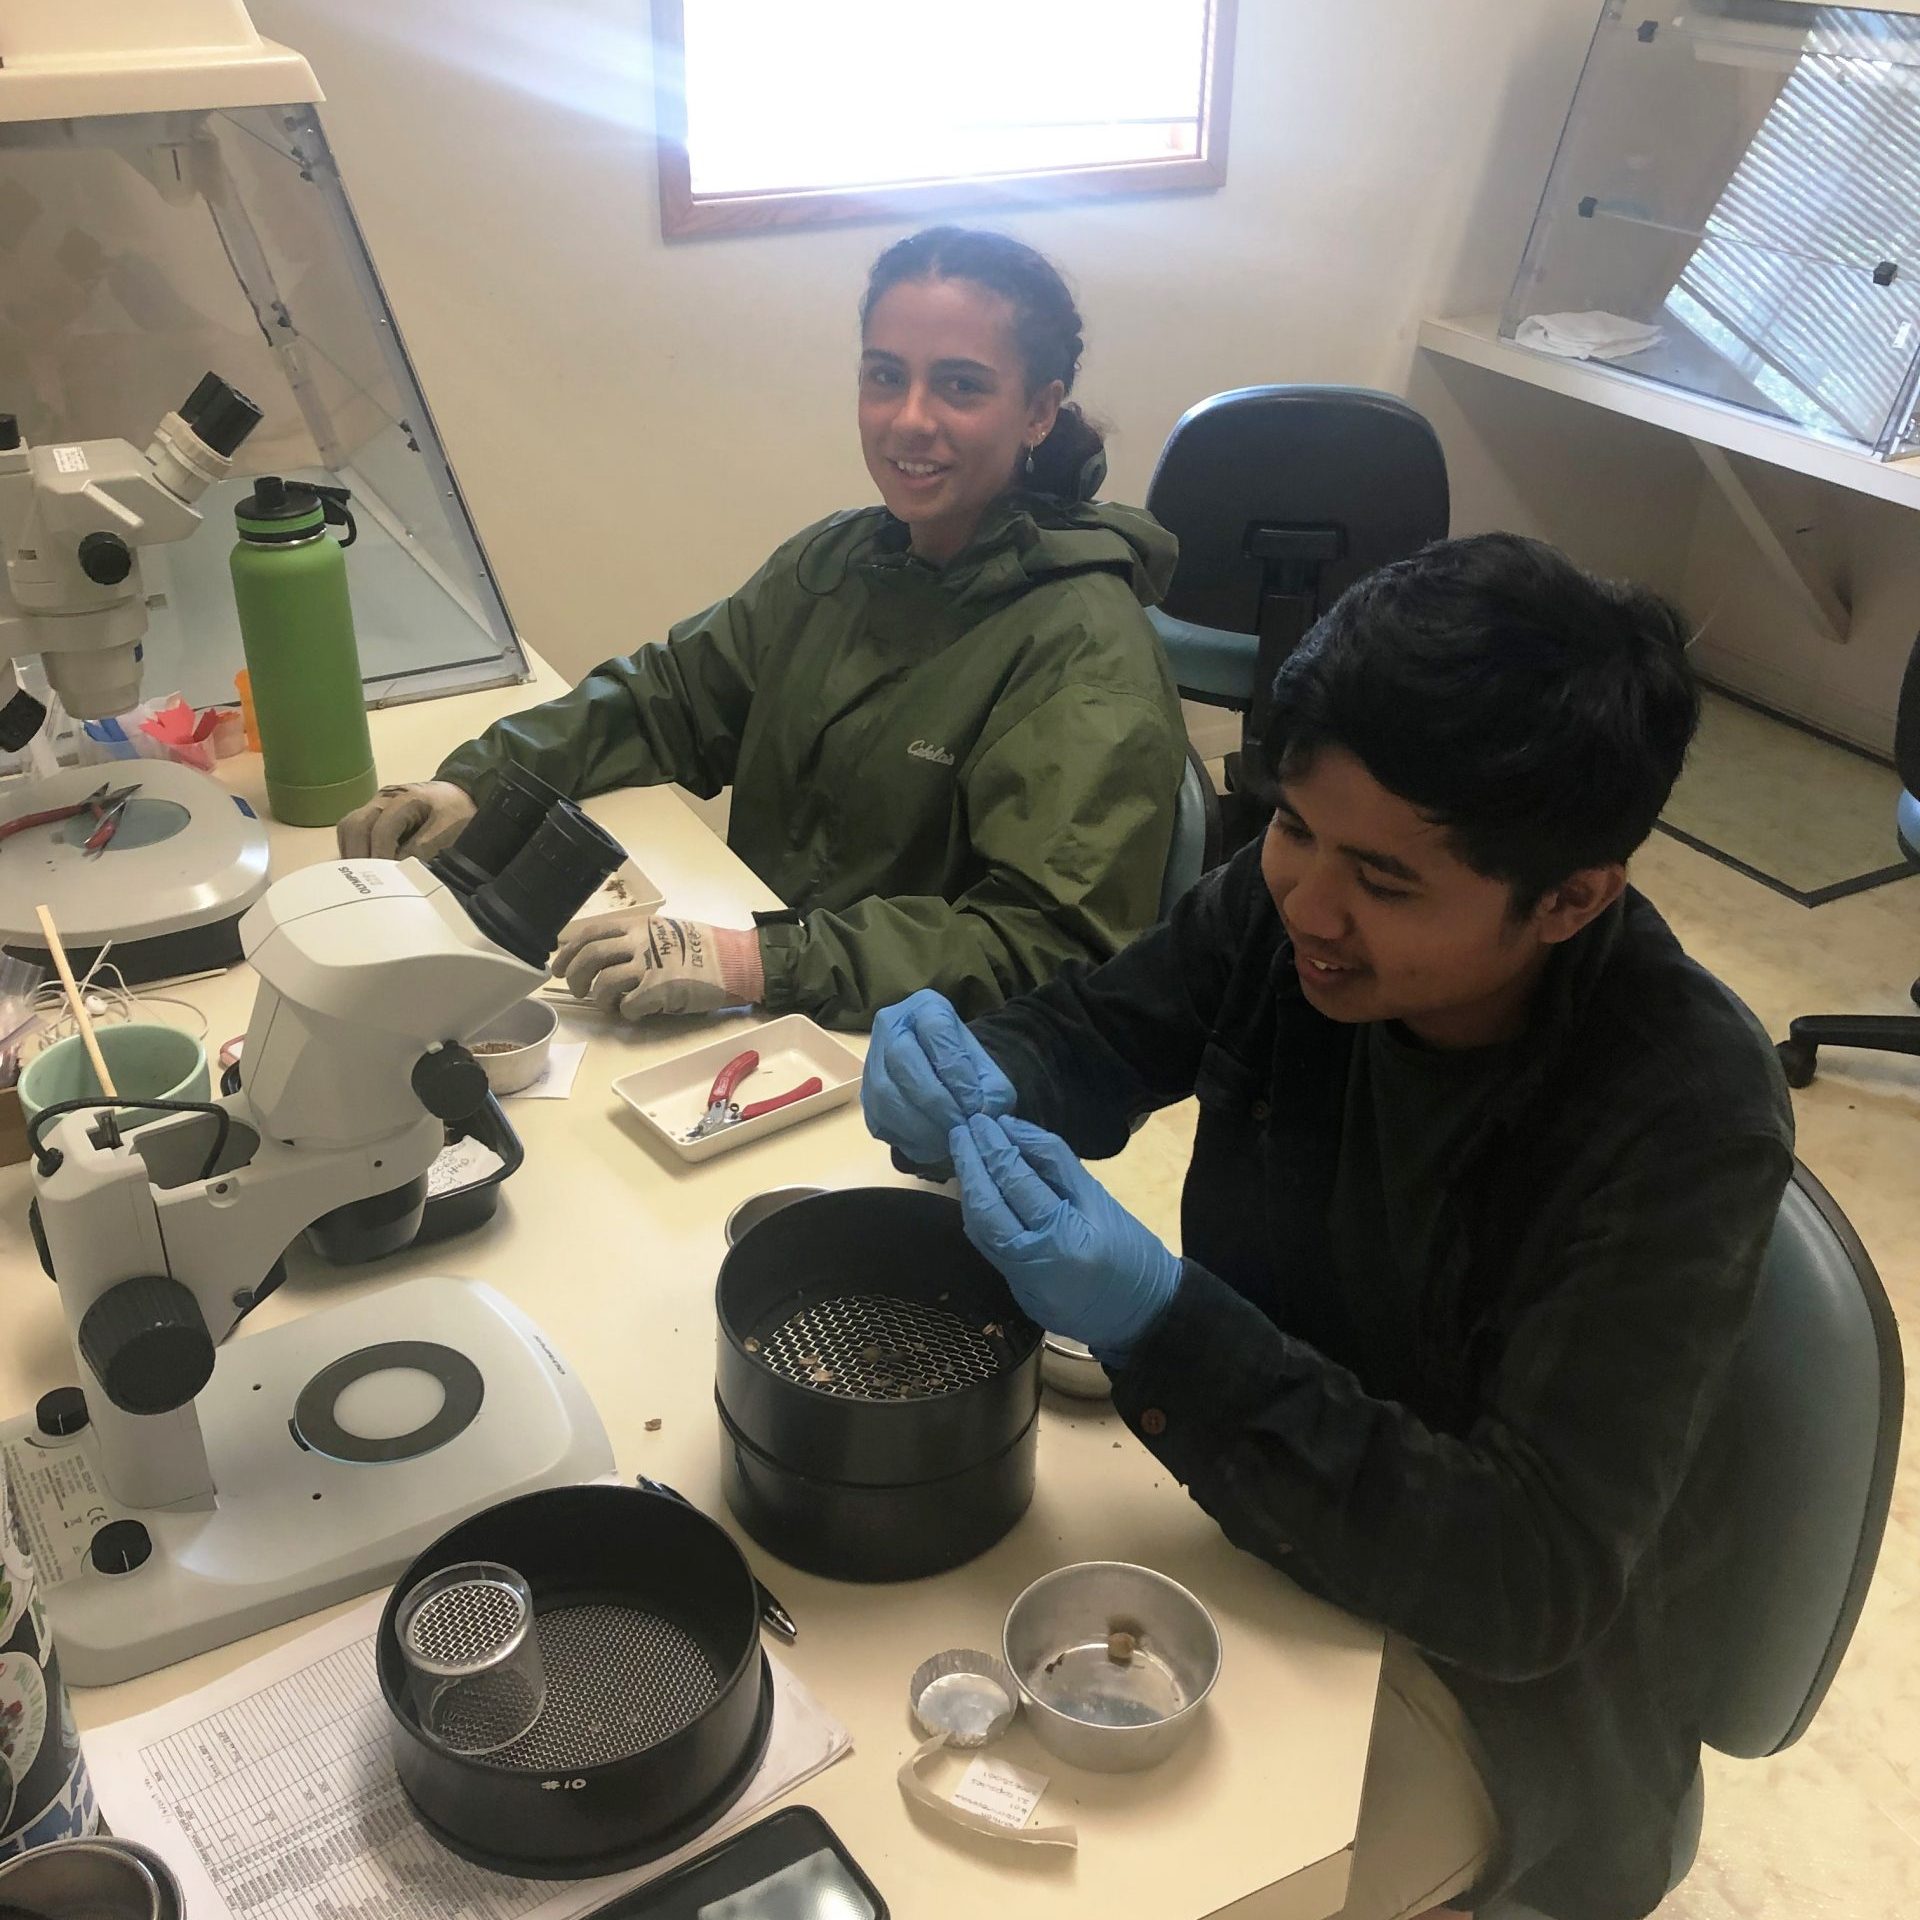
[82,1594,851,1920]
[508,1040,587,1100]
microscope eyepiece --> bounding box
[179,372,263,458]
[463,800,624,969]
[430,764,568,897]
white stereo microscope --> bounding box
[2,775,624,1684]
[0,377,276,981]
[1,0,535,981]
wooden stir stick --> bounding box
[33,902,118,1099]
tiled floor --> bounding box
[1661,693,1910,897]
[1108,823,1920,1919]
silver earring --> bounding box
[1023,446,1036,479]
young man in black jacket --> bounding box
[862,533,1795,1920]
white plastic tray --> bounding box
[611,1015,861,1164]
[577,858,665,921]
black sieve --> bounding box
[715,1187,1042,1581]
[751,1291,1016,1400]
[378,1485,771,1879]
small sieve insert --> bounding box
[397,1560,546,1756]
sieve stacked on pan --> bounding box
[715,1187,1043,1581]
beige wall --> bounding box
[250,3,1683,660]
[251,0,1902,758]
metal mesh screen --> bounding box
[488,1604,721,1771]
[406,1578,528,1673]
[751,1293,1011,1400]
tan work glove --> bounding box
[336,780,477,860]
[552,911,765,1018]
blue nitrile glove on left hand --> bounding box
[862,988,1016,1173]
[949,1112,1182,1365]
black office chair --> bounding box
[1144,386,1450,854]
[1486,1160,1903,1919]
[1776,634,1920,1087]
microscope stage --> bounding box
[0,1277,613,1686]
[0,759,270,982]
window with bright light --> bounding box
[653,0,1235,239]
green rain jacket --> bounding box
[436,496,1186,1026]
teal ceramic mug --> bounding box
[18,1024,210,1139]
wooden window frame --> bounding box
[653,0,1236,241]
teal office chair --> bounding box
[1145,386,1450,854]
[1776,634,1920,1086]
[1486,1161,1903,1919]
[1159,742,1223,918]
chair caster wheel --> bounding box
[1777,1039,1817,1089]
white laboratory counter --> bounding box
[0,665,1382,1920]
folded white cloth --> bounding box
[1515,310,1664,362]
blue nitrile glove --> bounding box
[861,988,1016,1172]
[948,1113,1182,1364]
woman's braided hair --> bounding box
[860,226,1106,501]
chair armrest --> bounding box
[1147,607,1259,707]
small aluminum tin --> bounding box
[723,1187,827,1249]
[1003,1561,1222,1772]
[908,1648,1019,1748]
[1039,1332,1111,1400]
[0,1837,183,1920]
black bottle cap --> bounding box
[237,474,302,520]
[90,1519,153,1576]
[0,414,19,451]
[35,1386,89,1436]
[180,372,263,458]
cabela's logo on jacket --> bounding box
[907,740,955,766]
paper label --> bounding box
[50,447,88,474]
[952,1755,1049,1830]
[0,1435,118,1589]
[426,1136,505,1197]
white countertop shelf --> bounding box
[1419,313,1920,514]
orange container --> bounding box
[233,668,262,752]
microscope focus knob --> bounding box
[411,1042,489,1123]
[90,1520,153,1576]
[79,1277,216,1416]
[77,530,134,586]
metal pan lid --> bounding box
[909,1648,1019,1747]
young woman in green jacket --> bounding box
[337,227,1186,1029]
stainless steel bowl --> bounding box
[1003,1561,1221,1772]
[1039,1332,1110,1400]
[467,998,558,1097]
[723,1186,827,1248]
[0,1838,183,1920]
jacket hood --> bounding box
[801,496,1178,612]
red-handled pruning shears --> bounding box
[686,1048,825,1141]
[0,779,141,854]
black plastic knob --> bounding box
[35,1387,89,1436]
[78,1276,215,1416]
[410,1042,489,1123]
[77,531,134,586]
[0,413,18,451]
[90,1520,152,1576]
[0,684,46,754]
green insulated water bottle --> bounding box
[229,477,377,826]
